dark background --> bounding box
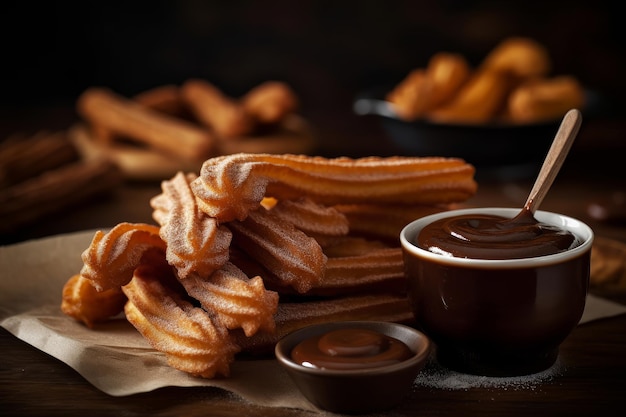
[1,0,624,146]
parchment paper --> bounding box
[2,230,626,410]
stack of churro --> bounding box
[0,131,122,235]
[387,37,585,124]
[61,152,477,378]
[72,80,315,180]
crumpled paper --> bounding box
[2,230,626,409]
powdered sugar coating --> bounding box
[151,172,232,279]
[179,262,279,337]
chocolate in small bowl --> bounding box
[400,207,593,377]
[275,320,431,414]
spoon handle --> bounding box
[524,109,583,214]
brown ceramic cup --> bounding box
[400,207,593,376]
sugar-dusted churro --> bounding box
[123,265,240,378]
[80,222,167,291]
[150,171,232,279]
[191,153,477,223]
[229,206,327,293]
[178,262,279,337]
[267,197,349,239]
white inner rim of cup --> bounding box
[400,208,594,268]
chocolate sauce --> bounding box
[291,328,413,370]
[416,208,580,260]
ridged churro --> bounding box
[61,274,127,328]
[268,197,349,239]
[123,265,240,378]
[80,222,167,291]
[150,171,232,279]
[229,207,327,293]
[178,262,279,337]
[191,153,477,222]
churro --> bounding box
[241,81,299,124]
[0,159,122,234]
[507,76,585,123]
[229,206,327,293]
[386,69,431,120]
[181,79,254,138]
[481,36,551,79]
[428,69,515,124]
[150,172,232,279]
[191,153,477,222]
[178,262,279,337]
[0,130,80,188]
[80,222,167,291]
[268,197,349,239]
[77,87,215,161]
[123,265,240,378]
[61,274,127,328]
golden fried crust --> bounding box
[313,247,406,296]
[178,262,278,337]
[229,207,327,294]
[181,79,254,138]
[191,153,477,222]
[151,171,232,279]
[386,69,431,120]
[123,265,240,378]
[481,37,551,79]
[77,87,215,161]
[506,76,585,124]
[333,203,451,242]
[427,69,516,124]
[61,274,127,328]
[268,197,349,238]
[80,222,167,291]
[425,52,471,108]
[241,81,299,124]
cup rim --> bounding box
[400,207,594,268]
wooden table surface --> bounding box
[1,106,625,417]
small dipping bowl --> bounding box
[400,208,593,377]
[275,321,431,414]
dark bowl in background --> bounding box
[354,88,599,180]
